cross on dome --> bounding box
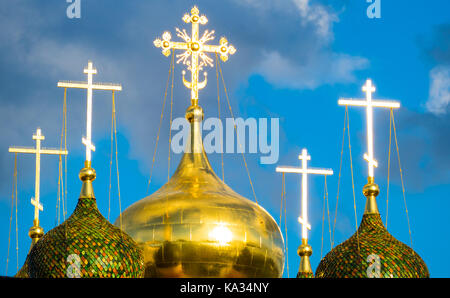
[276,148,333,241]
[154,6,236,106]
[338,79,400,179]
[58,61,122,163]
[9,128,68,225]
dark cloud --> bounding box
[376,107,450,192]
[0,0,368,199]
[419,24,450,65]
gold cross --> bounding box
[276,149,333,242]
[58,61,122,163]
[154,6,236,106]
[338,79,400,180]
[9,128,68,225]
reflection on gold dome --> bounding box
[116,105,285,278]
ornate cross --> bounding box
[58,61,122,163]
[154,6,236,106]
[276,149,333,242]
[9,128,68,225]
[338,79,400,179]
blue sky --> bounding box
[0,0,448,277]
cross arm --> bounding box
[40,148,68,155]
[154,37,189,57]
[276,166,333,175]
[298,217,311,230]
[31,198,43,211]
[168,41,190,50]
[9,147,68,155]
[9,147,36,154]
[202,40,236,62]
[338,98,400,108]
[58,81,122,91]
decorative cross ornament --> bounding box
[9,128,68,225]
[338,79,400,179]
[154,6,236,105]
[276,149,333,241]
[58,61,122,162]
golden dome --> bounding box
[116,105,285,277]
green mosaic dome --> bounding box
[15,258,29,278]
[315,213,429,278]
[27,164,145,278]
[297,271,314,278]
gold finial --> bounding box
[29,220,44,248]
[79,160,96,199]
[297,239,313,277]
[363,176,380,214]
[154,6,236,106]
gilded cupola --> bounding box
[116,6,285,278]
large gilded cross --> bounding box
[154,6,236,106]
[58,61,122,163]
[9,128,68,226]
[338,79,400,180]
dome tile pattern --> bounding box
[316,213,429,278]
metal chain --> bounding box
[386,109,393,228]
[168,52,175,181]
[345,106,361,257]
[6,154,18,275]
[216,54,258,204]
[332,107,348,248]
[146,52,174,194]
[215,56,225,181]
[112,91,123,231]
[14,154,19,272]
[392,110,413,248]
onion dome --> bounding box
[117,105,285,277]
[15,223,44,278]
[315,178,429,278]
[27,162,145,278]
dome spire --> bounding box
[338,79,400,215]
[118,6,285,278]
[276,148,333,278]
[9,128,68,277]
[27,63,144,278]
[79,160,96,198]
[316,79,429,278]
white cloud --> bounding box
[426,66,450,115]
[257,51,368,89]
[236,0,367,90]
[292,0,338,40]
